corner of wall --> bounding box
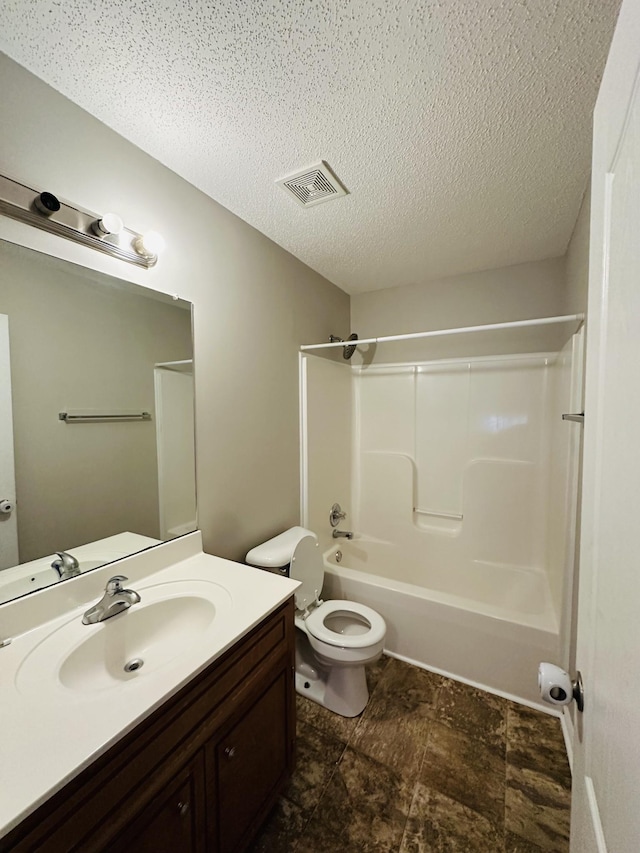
[564,181,592,316]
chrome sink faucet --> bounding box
[82,575,141,625]
[51,551,80,579]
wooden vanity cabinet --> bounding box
[211,671,289,853]
[2,598,295,853]
[108,753,207,853]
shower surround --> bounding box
[300,333,582,705]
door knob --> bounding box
[0,499,15,514]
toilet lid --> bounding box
[291,535,324,611]
[305,599,386,649]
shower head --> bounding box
[342,333,358,360]
[328,332,359,359]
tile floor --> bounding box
[249,656,572,853]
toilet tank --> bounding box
[245,526,316,575]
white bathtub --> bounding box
[321,541,559,707]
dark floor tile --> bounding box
[300,746,415,852]
[371,657,444,714]
[256,661,572,853]
[284,719,346,813]
[505,764,571,853]
[419,720,506,831]
[400,783,504,853]
[507,703,571,790]
[350,658,443,778]
[436,678,507,752]
[296,692,361,743]
[505,831,549,853]
[295,657,388,746]
[250,720,346,851]
[366,652,391,694]
[246,796,307,853]
[295,831,389,853]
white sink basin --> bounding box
[16,580,233,694]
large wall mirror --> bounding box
[0,239,196,605]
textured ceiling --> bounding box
[0,1,621,294]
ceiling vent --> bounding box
[276,161,348,208]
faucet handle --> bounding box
[329,503,347,528]
[106,575,129,594]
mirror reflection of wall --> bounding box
[0,239,194,576]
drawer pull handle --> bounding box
[224,746,236,759]
[177,801,190,817]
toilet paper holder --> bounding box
[538,663,584,712]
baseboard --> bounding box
[384,648,563,718]
[560,707,574,775]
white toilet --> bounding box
[246,526,386,717]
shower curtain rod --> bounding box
[300,313,585,351]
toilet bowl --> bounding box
[246,526,386,717]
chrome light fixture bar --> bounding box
[0,172,163,268]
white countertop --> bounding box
[0,532,299,839]
[0,532,161,604]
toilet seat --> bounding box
[290,534,324,612]
[305,600,386,649]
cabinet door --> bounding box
[108,753,206,853]
[212,671,289,853]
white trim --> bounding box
[560,708,574,775]
[154,367,168,539]
[298,352,309,527]
[0,314,19,569]
[585,776,608,853]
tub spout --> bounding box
[332,529,353,540]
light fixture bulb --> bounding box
[135,230,165,258]
[92,212,123,237]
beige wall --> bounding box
[564,183,591,315]
[350,257,567,362]
[1,240,192,561]
[0,55,350,562]
[301,355,352,553]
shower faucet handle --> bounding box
[329,503,346,528]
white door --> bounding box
[571,1,640,850]
[0,314,19,569]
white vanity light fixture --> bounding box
[134,230,166,260]
[91,212,124,238]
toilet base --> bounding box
[295,664,370,717]
[295,635,371,717]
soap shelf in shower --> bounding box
[413,508,464,521]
